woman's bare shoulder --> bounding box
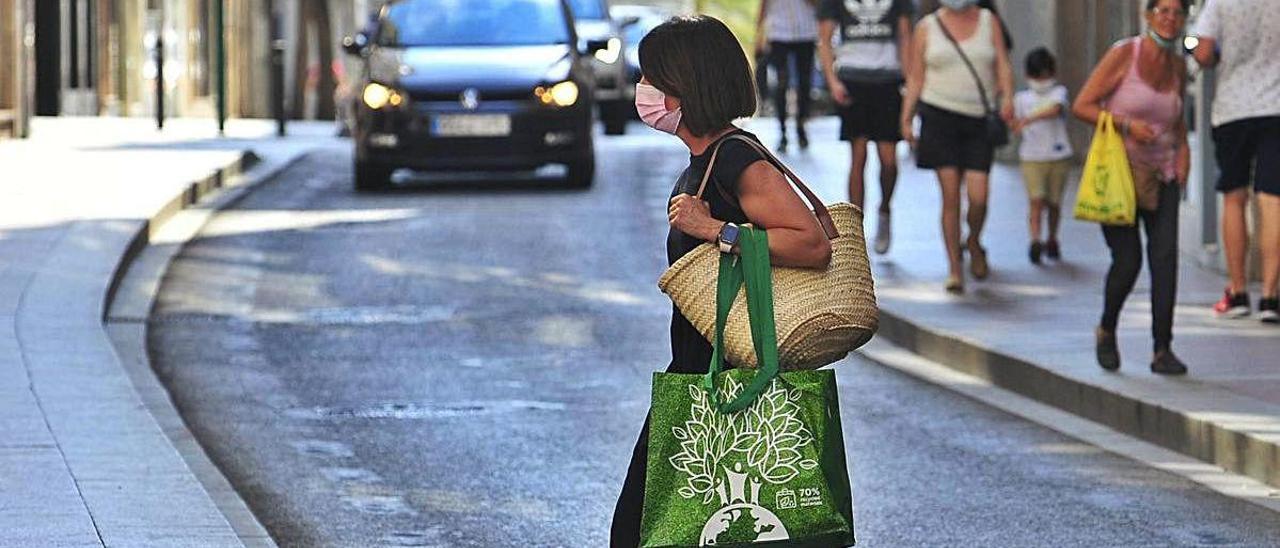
[1095,39,1135,74]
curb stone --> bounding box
[100,149,312,547]
[874,308,1280,491]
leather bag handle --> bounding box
[695,134,840,240]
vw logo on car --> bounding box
[460,88,481,111]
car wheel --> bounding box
[601,101,629,135]
[354,160,393,192]
[565,155,595,188]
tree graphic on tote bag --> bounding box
[667,376,820,545]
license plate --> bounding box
[430,114,512,137]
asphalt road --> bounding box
[149,123,1280,547]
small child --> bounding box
[1013,48,1074,264]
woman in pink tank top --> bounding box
[1072,0,1191,376]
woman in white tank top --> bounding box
[899,0,1015,293]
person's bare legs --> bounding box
[965,170,991,278]
[1028,198,1045,243]
[872,141,899,254]
[1047,200,1062,244]
[875,141,899,213]
[1259,192,1280,299]
[937,167,964,285]
[965,170,991,246]
[1222,188,1250,294]
[848,138,869,210]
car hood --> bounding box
[370,44,573,93]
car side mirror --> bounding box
[343,32,369,56]
[585,39,610,55]
[619,16,641,29]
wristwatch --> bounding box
[717,222,741,254]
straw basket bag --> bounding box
[658,135,878,370]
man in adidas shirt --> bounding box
[818,0,914,255]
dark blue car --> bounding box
[347,0,607,190]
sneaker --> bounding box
[1151,350,1188,375]
[1029,241,1043,264]
[1045,240,1061,260]
[1260,297,1279,324]
[797,125,809,150]
[874,210,892,255]
[945,275,964,295]
[1096,327,1120,371]
[1213,289,1251,318]
[777,135,789,153]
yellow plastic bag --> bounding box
[1073,112,1137,226]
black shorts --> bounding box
[915,102,996,173]
[838,80,903,142]
[1213,116,1280,196]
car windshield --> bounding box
[566,0,606,20]
[379,0,570,47]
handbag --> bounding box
[658,135,877,370]
[1073,112,1138,226]
[935,13,1010,147]
[640,228,856,547]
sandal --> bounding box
[968,240,990,280]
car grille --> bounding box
[408,89,532,103]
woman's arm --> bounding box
[990,11,1015,121]
[667,164,832,269]
[1175,60,1191,185]
[899,19,928,145]
[755,0,770,53]
[1072,44,1129,127]
[818,20,848,105]
[897,14,913,79]
[737,162,833,268]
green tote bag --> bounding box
[640,228,856,548]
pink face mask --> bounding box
[635,83,682,135]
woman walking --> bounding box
[755,0,819,152]
[611,15,833,546]
[900,0,1015,293]
[1072,0,1191,375]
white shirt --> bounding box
[1194,0,1280,126]
[765,0,818,42]
[1015,85,1073,162]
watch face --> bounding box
[721,224,740,243]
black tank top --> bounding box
[665,129,766,374]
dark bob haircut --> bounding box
[638,15,756,137]
[1025,47,1057,78]
[1146,0,1190,11]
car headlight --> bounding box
[534,81,579,107]
[363,83,404,109]
[594,38,622,64]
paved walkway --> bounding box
[746,117,1280,491]
[0,118,329,546]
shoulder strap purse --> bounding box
[934,12,1010,147]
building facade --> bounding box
[8,0,378,125]
[1,0,35,138]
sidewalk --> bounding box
[0,117,331,546]
[747,117,1280,492]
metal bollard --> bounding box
[271,12,287,137]
[155,31,165,130]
